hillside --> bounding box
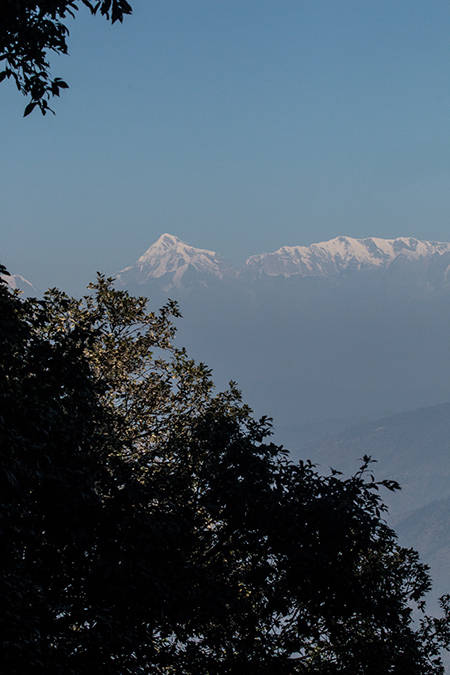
[293,403,450,610]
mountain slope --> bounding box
[116,233,236,290]
[0,272,38,296]
[293,402,450,518]
[288,402,450,612]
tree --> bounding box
[1,274,450,674]
[0,0,132,115]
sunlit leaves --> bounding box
[1,277,450,673]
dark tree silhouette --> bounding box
[0,0,132,115]
[1,276,450,673]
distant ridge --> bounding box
[116,234,450,290]
[114,230,450,453]
[293,401,450,517]
[283,401,450,612]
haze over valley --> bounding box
[114,231,450,607]
[5,1,450,668]
[6,229,450,608]
[116,232,450,430]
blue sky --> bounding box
[2,0,450,294]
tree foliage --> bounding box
[0,0,132,115]
[1,273,450,674]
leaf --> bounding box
[23,101,38,117]
[54,78,69,89]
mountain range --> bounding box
[116,232,450,290]
[5,232,450,615]
[115,231,450,431]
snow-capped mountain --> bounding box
[116,233,450,290]
[243,236,450,278]
[113,232,450,607]
[116,233,236,289]
[0,272,37,296]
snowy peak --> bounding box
[116,233,450,291]
[243,236,450,278]
[0,272,38,296]
[116,233,236,289]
